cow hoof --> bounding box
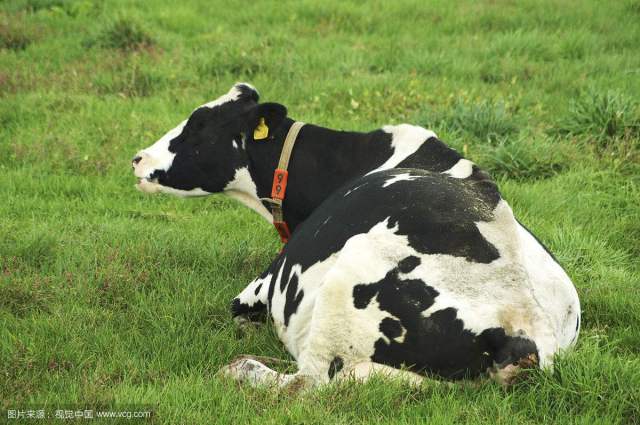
[219,355,295,385]
[235,354,294,368]
[490,353,538,388]
[219,356,264,383]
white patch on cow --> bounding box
[201,82,254,109]
[232,139,239,149]
[514,221,580,350]
[240,134,247,150]
[134,120,186,179]
[237,272,272,308]
[224,167,273,223]
[367,125,437,175]
[443,159,474,179]
[382,172,420,188]
[269,258,291,340]
[135,178,210,197]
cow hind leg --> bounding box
[337,362,428,387]
[221,357,443,391]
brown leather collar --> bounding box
[264,121,305,243]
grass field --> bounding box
[1,0,640,423]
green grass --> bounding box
[555,89,640,147]
[1,0,639,423]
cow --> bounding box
[132,83,580,389]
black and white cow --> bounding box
[132,83,580,388]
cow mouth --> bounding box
[135,177,162,193]
[136,177,159,186]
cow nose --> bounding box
[132,155,142,167]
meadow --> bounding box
[1,0,639,423]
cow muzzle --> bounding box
[136,177,163,193]
[132,152,162,193]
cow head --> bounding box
[132,83,287,202]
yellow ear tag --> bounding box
[254,118,269,140]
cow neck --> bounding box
[261,120,305,244]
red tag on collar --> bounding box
[271,169,289,200]
[273,220,291,244]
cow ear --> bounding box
[233,82,260,102]
[249,103,287,141]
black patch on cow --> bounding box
[379,317,403,339]
[397,220,499,264]
[230,298,243,317]
[354,268,438,313]
[230,298,266,322]
[147,169,166,182]
[265,255,305,326]
[248,124,396,232]
[264,255,286,310]
[279,262,291,293]
[350,263,538,379]
[328,356,344,380]
[254,283,262,295]
[469,164,493,182]
[397,136,462,172]
[480,327,539,368]
[353,284,379,309]
[398,256,420,273]
[283,274,304,326]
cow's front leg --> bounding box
[231,273,271,333]
[219,356,315,392]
